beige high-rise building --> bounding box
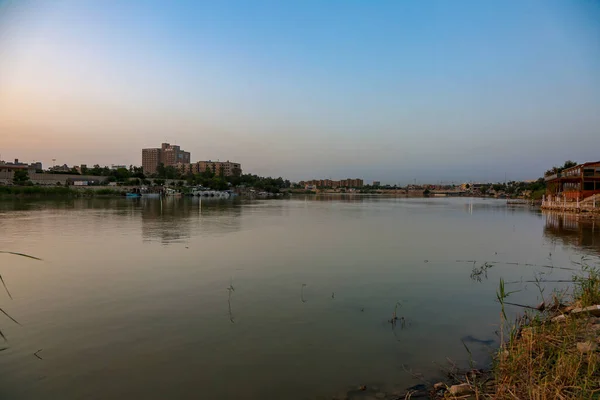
[142,143,191,175]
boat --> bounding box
[140,186,161,198]
[190,187,230,199]
[126,192,141,198]
[165,188,183,197]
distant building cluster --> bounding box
[299,178,364,188]
[0,159,42,173]
[177,160,241,177]
[142,143,241,177]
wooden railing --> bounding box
[541,195,599,213]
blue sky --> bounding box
[0,0,599,183]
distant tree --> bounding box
[465,183,471,189]
[13,169,30,185]
[112,167,130,182]
[423,188,430,196]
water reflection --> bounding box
[544,213,600,255]
[140,197,244,244]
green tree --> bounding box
[156,163,166,178]
[13,169,31,185]
[202,166,214,179]
[563,160,577,169]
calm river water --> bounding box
[0,196,598,399]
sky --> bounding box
[0,0,599,184]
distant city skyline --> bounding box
[1,0,599,184]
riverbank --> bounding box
[0,186,123,198]
[427,268,600,399]
[327,266,600,400]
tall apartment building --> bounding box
[142,143,191,175]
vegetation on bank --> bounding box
[435,265,600,399]
[0,186,122,198]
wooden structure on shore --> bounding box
[544,161,600,201]
[542,161,600,214]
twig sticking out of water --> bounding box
[0,251,42,261]
[300,284,307,303]
[453,260,579,272]
[227,278,235,323]
[34,349,43,360]
[227,287,235,323]
[331,292,334,299]
[470,262,493,283]
[389,301,402,324]
[0,308,20,326]
[0,274,12,300]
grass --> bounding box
[453,266,600,399]
[0,186,77,197]
[0,186,123,198]
[0,251,42,344]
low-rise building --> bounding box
[177,160,242,177]
[299,178,364,188]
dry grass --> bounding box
[493,317,599,399]
[442,267,600,399]
[489,267,600,400]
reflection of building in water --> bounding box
[141,198,195,243]
[141,198,243,244]
[544,213,600,255]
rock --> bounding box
[577,341,597,354]
[375,392,386,399]
[571,305,600,317]
[433,382,445,391]
[448,383,474,396]
[552,314,566,322]
[562,305,576,313]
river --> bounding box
[0,196,598,399]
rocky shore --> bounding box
[331,269,600,400]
